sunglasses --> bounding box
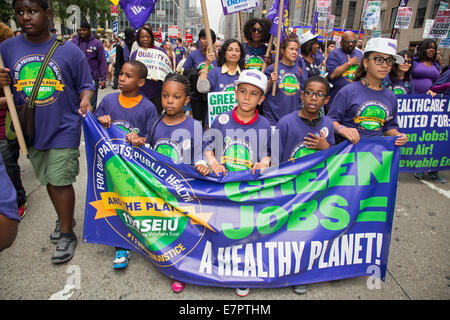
[304,90,327,99]
[368,56,396,66]
[252,27,263,33]
[403,60,413,65]
[342,39,357,45]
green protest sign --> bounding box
[207,91,238,126]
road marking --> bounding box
[420,180,450,199]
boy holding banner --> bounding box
[203,69,272,297]
[94,60,158,269]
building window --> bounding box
[334,0,343,28]
[389,7,398,29]
[345,0,357,29]
[414,0,428,28]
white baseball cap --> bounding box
[298,31,318,46]
[234,69,268,93]
[364,38,405,64]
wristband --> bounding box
[336,125,345,134]
[195,160,208,167]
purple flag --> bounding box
[266,0,290,39]
[311,11,319,34]
[119,0,157,29]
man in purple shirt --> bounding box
[325,31,363,109]
[72,22,107,110]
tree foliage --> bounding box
[53,0,112,29]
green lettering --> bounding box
[319,195,350,231]
[224,181,262,202]
[256,206,289,235]
[357,151,393,185]
[287,200,319,231]
[327,152,356,187]
[295,161,327,192]
[221,206,254,240]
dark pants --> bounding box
[91,80,100,111]
[191,99,207,128]
[0,139,26,207]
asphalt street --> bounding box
[0,86,449,303]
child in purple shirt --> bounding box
[277,76,335,163]
[328,38,407,146]
[95,61,157,138]
[95,60,157,270]
[127,73,209,293]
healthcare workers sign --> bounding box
[82,112,400,288]
[397,94,450,172]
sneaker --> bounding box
[236,288,249,297]
[414,172,424,179]
[171,280,185,293]
[113,249,131,269]
[427,172,446,183]
[51,234,77,264]
[50,218,76,244]
[292,285,308,294]
[19,201,27,219]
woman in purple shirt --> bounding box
[410,40,445,183]
[411,39,440,95]
[130,24,168,114]
[197,39,245,93]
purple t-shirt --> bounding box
[327,81,399,137]
[386,78,414,95]
[94,92,157,136]
[0,155,19,222]
[262,61,302,126]
[326,48,363,101]
[243,42,268,71]
[182,49,218,70]
[147,116,203,165]
[174,46,187,66]
[411,61,440,94]
[204,110,272,172]
[0,34,94,150]
[207,67,239,92]
[276,111,335,163]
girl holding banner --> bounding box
[243,18,272,71]
[130,24,173,114]
[197,39,245,94]
[327,38,408,147]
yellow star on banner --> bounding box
[178,206,215,232]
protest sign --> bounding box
[83,112,400,288]
[428,8,450,39]
[394,7,413,29]
[221,0,260,15]
[134,47,172,81]
[423,19,435,38]
[316,0,331,21]
[363,1,381,30]
[207,91,238,127]
[397,95,450,172]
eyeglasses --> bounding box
[342,39,357,45]
[368,56,396,66]
[252,27,263,33]
[304,90,327,99]
[403,60,413,65]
